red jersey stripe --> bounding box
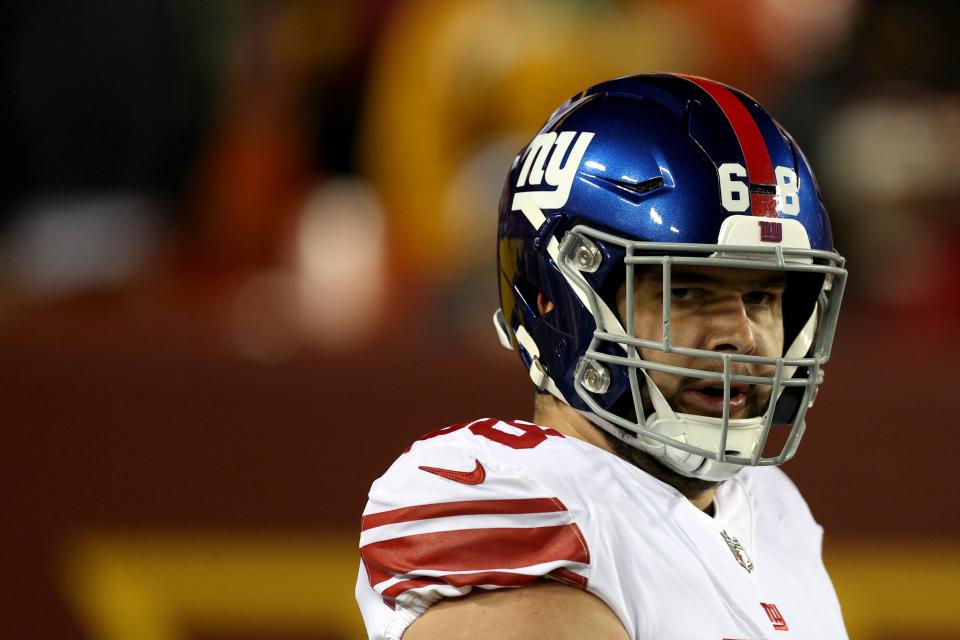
[381,577,442,599]
[361,497,568,531]
[379,572,547,608]
[362,524,590,583]
[678,74,778,217]
[379,570,589,608]
[377,569,588,610]
[381,571,541,599]
[549,567,589,590]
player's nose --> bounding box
[703,299,758,355]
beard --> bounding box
[598,428,720,503]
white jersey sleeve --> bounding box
[356,419,591,640]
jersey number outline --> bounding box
[408,418,562,452]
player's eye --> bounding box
[670,287,706,302]
[743,290,780,306]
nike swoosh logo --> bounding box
[418,460,486,485]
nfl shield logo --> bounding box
[721,530,754,573]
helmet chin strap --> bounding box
[635,371,762,482]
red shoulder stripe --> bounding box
[361,497,568,531]
[678,74,778,217]
[362,523,590,582]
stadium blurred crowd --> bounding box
[2,1,958,639]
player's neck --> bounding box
[532,394,718,513]
[532,393,614,451]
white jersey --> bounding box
[356,418,847,640]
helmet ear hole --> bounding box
[513,277,540,318]
[537,292,556,317]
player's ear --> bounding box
[537,292,555,316]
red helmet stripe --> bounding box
[677,74,777,217]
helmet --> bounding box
[494,73,846,481]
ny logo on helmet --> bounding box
[512,131,595,212]
[758,220,783,243]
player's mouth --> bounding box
[681,382,750,418]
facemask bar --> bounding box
[557,224,847,468]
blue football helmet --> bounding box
[494,73,846,481]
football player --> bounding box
[356,73,848,639]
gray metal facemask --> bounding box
[556,219,847,481]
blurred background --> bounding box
[2,0,958,638]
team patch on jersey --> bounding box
[760,602,790,631]
[721,529,754,573]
